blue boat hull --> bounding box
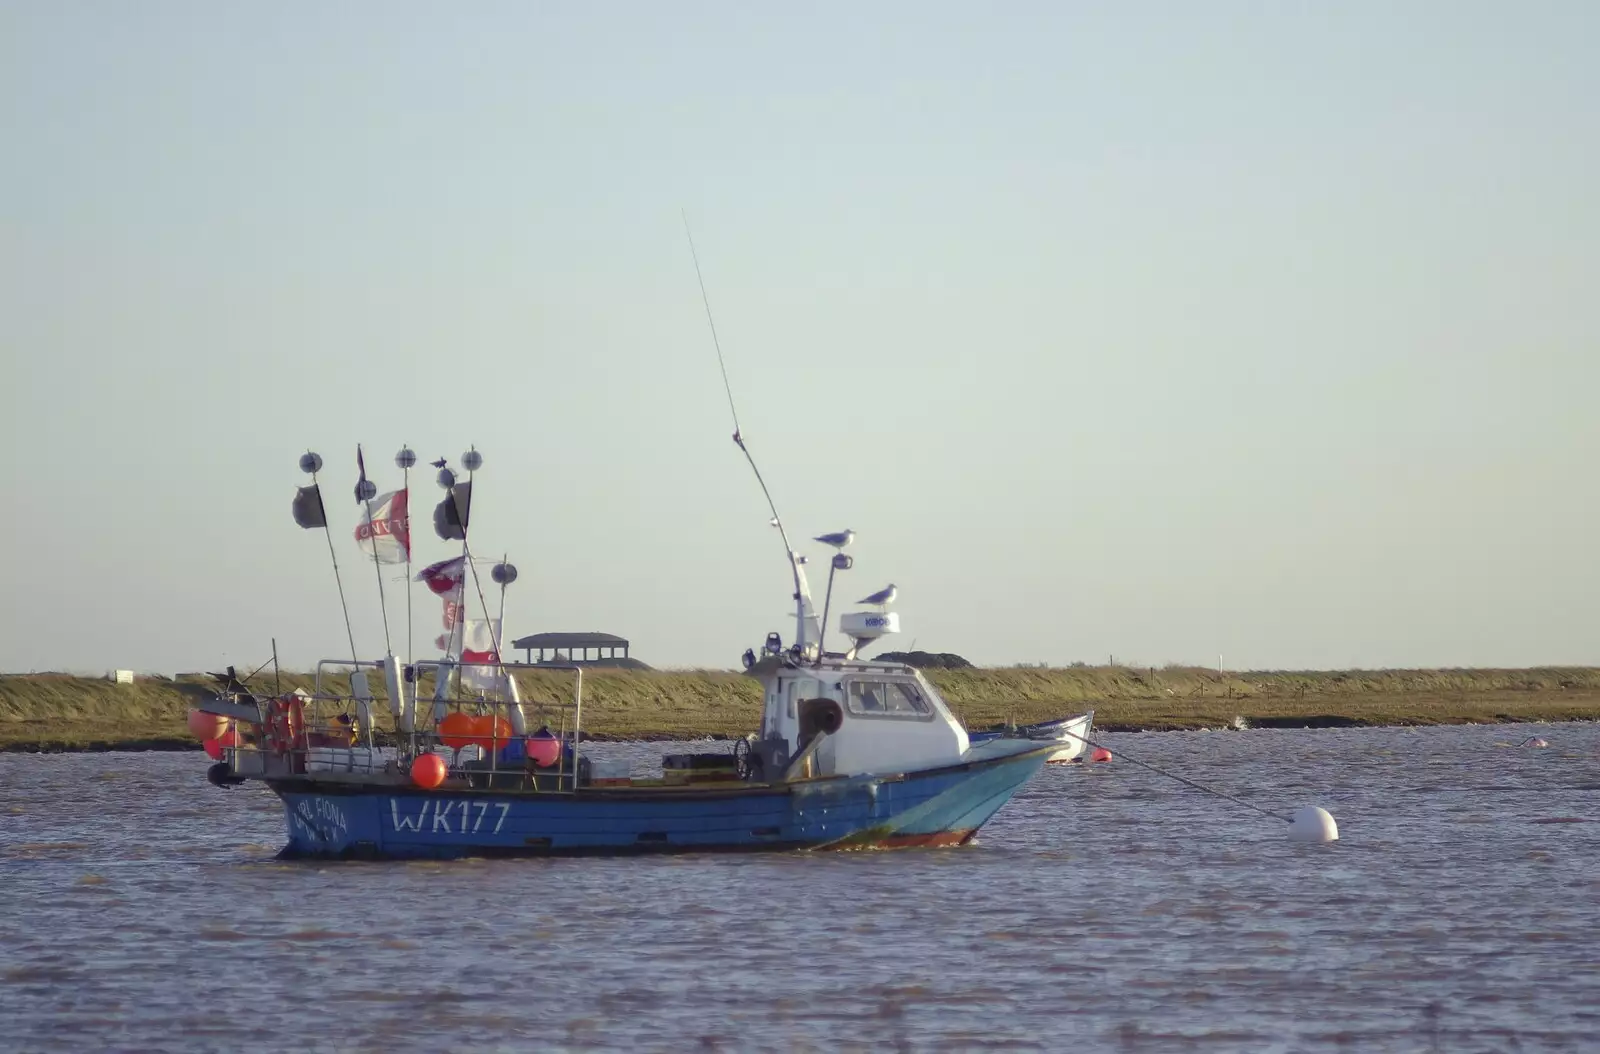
[270,746,1052,859]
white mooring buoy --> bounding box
[1288,806,1339,844]
[1052,728,1344,845]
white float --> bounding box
[1288,806,1339,843]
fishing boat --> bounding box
[193,444,1058,859]
[967,712,1096,764]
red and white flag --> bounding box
[354,490,411,564]
[461,618,500,667]
[417,555,466,597]
[460,618,503,694]
[418,556,467,654]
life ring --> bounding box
[265,695,307,754]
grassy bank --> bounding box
[3,665,1599,752]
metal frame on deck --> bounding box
[214,660,586,793]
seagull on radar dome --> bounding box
[858,584,897,608]
[814,529,855,549]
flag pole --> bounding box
[453,447,512,693]
[490,554,518,685]
[459,447,506,687]
[355,444,393,658]
[397,446,415,671]
[454,452,474,699]
[299,452,358,664]
[463,450,501,647]
[497,551,508,628]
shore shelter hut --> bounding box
[512,632,631,665]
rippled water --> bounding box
[3,724,1599,1052]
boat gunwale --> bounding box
[273,827,982,861]
[261,741,1058,800]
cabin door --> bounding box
[785,678,818,747]
[787,677,837,776]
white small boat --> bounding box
[966,711,1095,764]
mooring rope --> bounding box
[1056,726,1291,824]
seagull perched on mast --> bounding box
[858,584,897,608]
[813,529,855,549]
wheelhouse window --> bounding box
[845,679,932,718]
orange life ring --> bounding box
[265,695,307,754]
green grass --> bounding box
[3,665,1598,751]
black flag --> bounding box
[354,445,371,504]
[433,482,471,541]
[292,485,327,529]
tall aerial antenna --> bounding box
[682,212,812,653]
[683,210,742,440]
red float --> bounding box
[202,724,244,760]
[1091,747,1113,763]
[411,753,448,789]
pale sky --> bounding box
[2,2,1596,674]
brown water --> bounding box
[3,724,1598,1052]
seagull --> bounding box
[858,584,897,608]
[430,458,448,469]
[813,529,855,549]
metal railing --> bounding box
[215,660,587,792]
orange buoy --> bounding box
[437,712,477,751]
[187,710,229,741]
[411,753,448,789]
[440,712,515,752]
[1091,747,1113,763]
[468,715,514,751]
[203,736,225,760]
